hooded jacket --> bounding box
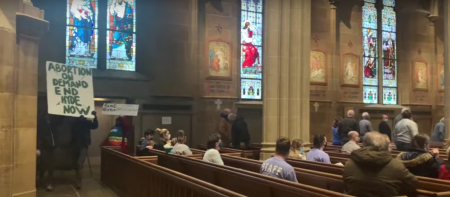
[397,147,444,178]
[343,147,417,197]
[71,116,98,149]
[231,115,250,146]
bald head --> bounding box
[347,110,355,118]
[348,131,360,142]
[222,108,231,115]
[382,115,388,119]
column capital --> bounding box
[329,0,339,9]
[23,0,33,6]
[428,15,439,26]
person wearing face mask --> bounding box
[306,135,331,164]
[378,115,392,141]
[217,108,232,147]
[202,133,224,165]
[154,128,172,151]
[288,139,306,160]
[397,134,444,178]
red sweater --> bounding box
[439,165,450,180]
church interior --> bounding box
[3,0,450,196]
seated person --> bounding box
[341,131,361,153]
[439,147,450,180]
[154,128,172,151]
[139,130,155,152]
[202,133,224,165]
[173,130,193,155]
[261,137,298,182]
[306,134,331,164]
[397,134,444,178]
[344,131,417,197]
[288,139,306,160]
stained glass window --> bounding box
[382,2,397,95]
[66,0,98,69]
[241,79,262,100]
[382,87,397,105]
[240,0,263,99]
[106,0,136,71]
[363,86,378,104]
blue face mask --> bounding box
[300,147,305,154]
[218,142,223,149]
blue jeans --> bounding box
[395,141,411,151]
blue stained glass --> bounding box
[363,86,378,104]
[382,60,397,87]
[241,79,262,99]
[382,87,397,105]
[383,0,395,7]
[363,28,377,58]
[382,31,396,59]
[241,11,263,46]
[382,7,396,32]
[66,0,98,69]
[363,3,377,29]
[364,0,376,3]
[106,0,136,71]
[363,56,378,85]
[242,0,263,13]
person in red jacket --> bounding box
[439,148,450,180]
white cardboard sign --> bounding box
[102,103,139,116]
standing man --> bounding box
[431,118,445,142]
[379,115,392,140]
[338,110,360,145]
[394,107,409,128]
[217,108,231,147]
[228,113,250,149]
[393,109,418,151]
[359,112,373,141]
[72,111,98,189]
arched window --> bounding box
[362,0,397,104]
[66,0,98,69]
[240,0,263,100]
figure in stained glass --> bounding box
[363,29,377,57]
[364,57,376,78]
[382,33,395,80]
[108,0,134,60]
[69,0,95,57]
[241,21,260,70]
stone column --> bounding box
[444,0,450,140]
[261,0,311,160]
[329,0,338,104]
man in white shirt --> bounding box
[202,133,224,165]
[342,131,361,153]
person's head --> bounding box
[411,134,430,151]
[347,110,355,118]
[441,117,445,122]
[156,128,171,141]
[115,117,122,127]
[362,112,370,119]
[348,131,360,143]
[171,138,177,146]
[382,115,388,121]
[176,130,187,144]
[333,117,342,128]
[362,131,389,151]
[401,109,412,119]
[147,140,155,148]
[401,107,409,113]
[207,133,222,150]
[221,108,231,119]
[228,113,237,122]
[313,134,327,149]
[144,129,155,140]
[275,137,291,158]
[290,139,304,153]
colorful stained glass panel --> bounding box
[106,0,136,71]
[382,7,396,32]
[241,11,263,46]
[241,46,262,79]
[363,56,378,85]
[383,0,395,7]
[241,0,263,13]
[241,79,262,99]
[66,0,98,68]
[363,3,377,29]
[382,31,396,59]
[364,0,376,3]
[363,28,378,57]
[382,60,397,87]
[363,86,378,104]
[382,87,397,105]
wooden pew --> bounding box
[221,155,450,197]
[100,147,246,197]
[197,144,260,160]
[142,148,353,197]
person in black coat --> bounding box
[338,110,360,145]
[397,134,444,178]
[71,111,98,189]
[378,115,392,141]
[228,113,250,149]
[37,114,57,191]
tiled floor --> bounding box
[37,167,119,197]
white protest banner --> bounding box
[102,103,139,116]
[46,61,95,118]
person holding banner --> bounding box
[71,111,98,189]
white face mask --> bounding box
[166,134,171,140]
[384,119,388,122]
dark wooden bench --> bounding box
[141,148,353,197]
[197,144,260,160]
[101,147,246,197]
[220,155,450,197]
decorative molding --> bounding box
[340,53,360,87]
[411,60,429,91]
[427,15,439,26]
[310,50,327,86]
[204,37,233,80]
[313,36,320,44]
[16,13,49,39]
[329,0,339,9]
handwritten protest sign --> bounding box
[46,61,95,118]
[102,103,139,116]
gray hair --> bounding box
[363,131,389,151]
[441,117,445,122]
[362,112,369,119]
[228,113,237,121]
[348,131,358,138]
[401,107,409,113]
